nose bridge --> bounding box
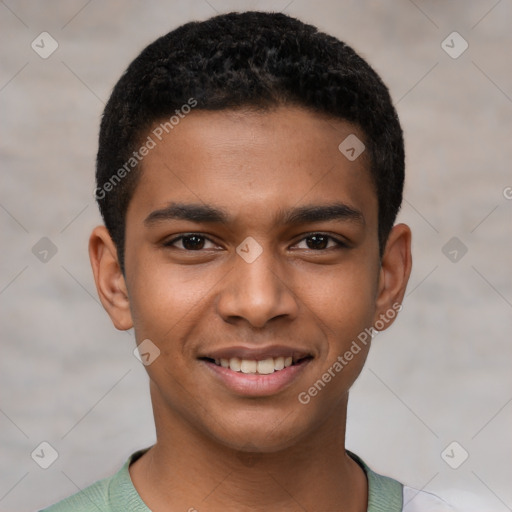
[238,246,279,296]
[217,238,297,327]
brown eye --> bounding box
[306,234,329,250]
[295,233,346,251]
[164,234,216,251]
[181,235,205,250]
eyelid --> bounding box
[163,233,220,249]
[163,232,349,251]
[292,232,349,250]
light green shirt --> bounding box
[40,449,450,511]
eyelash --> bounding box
[162,233,348,252]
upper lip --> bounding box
[199,345,314,362]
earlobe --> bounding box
[88,226,133,331]
[373,223,412,330]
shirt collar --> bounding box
[111,448,403,512]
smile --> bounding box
[202,355,311,375]
[199,347,314,397]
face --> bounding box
[90,106,411,453]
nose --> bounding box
[216,244,299,329]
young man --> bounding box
[42,11,456,512]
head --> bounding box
[95,11,405,274]
[90,12,411,455]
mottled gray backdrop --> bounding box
[1,1,511,510]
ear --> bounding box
[88,225,133,331]
[373,223,412,330]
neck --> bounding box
[130,388,367,512]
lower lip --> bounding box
[202,359,312,397]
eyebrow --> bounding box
[144,201,364,227]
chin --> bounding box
[204,409,315,455]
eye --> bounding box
[293,233,347,251]
[163,232,348,252]
[163,234,218,251]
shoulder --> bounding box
[403,486,458,512]
[39,475,112,512]
[348,451,458,512]
[39,449,150,512]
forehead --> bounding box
[126,107,377,231]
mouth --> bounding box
[197,346,314,396]
[199,354,313,375]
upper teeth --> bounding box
[216,356,294,374]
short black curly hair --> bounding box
[95,11,404,274]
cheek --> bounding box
[308,261,378,334]
[127,260,200,340]
[127,266,206,393]
[302,258,378,394]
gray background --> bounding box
[1,1,511,510]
